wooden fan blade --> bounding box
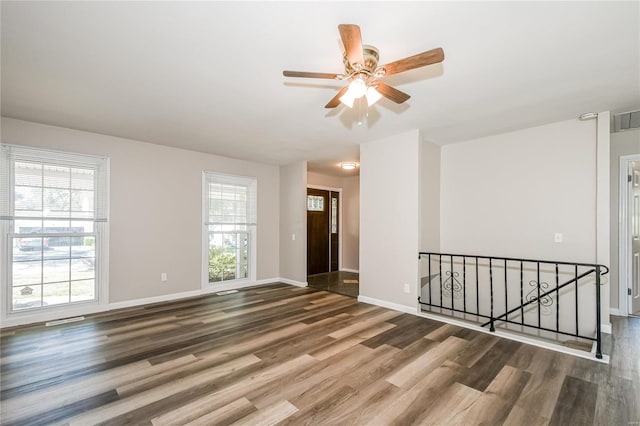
[283,71,339,79]
[325,86,349,108]
[374,82,410,104]
[380,47,444,76]
[338,24,364,68]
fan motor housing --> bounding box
[344,45,379,75]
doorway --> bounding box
[621,156,640,317]
[307,188,339,275]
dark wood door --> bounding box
[307,188,329,275]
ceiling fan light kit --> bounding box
[283,24,444,110]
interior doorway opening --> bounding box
[620,154,640,317]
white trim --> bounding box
[307,185,343,271]
[357,295,418,315]
[277,277,308,287]
[619,154,640,317]
[1,277,284,329]
[358,294,609,363]
[340,268,359,273]
[602,322,612,334]
[610,308,621,316]
[415,310,609,364]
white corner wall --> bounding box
[1,117,281,307]
[279,161,307,284]
[360,130,421,309]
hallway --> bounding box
[308,271,359,298]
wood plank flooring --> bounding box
[0,283,638,425]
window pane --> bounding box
[71,190,94,213]
[71,279,95,302]
[15,162,42,186]
[44,236,71,260]
[332,198,338,234]
[44,188,70,215]
[71,168,94,190]
[14,219,43,234]
[71,221,94,233]
[13,285,43,310]
[43,219,72,233]
[43,259,70,284]
[307,195,324,211]
[43,165,70,189]
[43,282,70,306]
[71,258,94,281]
[15,186,42,212]
[12,260,42,286]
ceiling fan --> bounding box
[283,24,444,109]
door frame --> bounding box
[307,185,343,272]
[619,154,640,316]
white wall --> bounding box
[420,140,441,253]
[307,171,360,271]
[360,130,421,309]
[610,128,640,311]
[440,116,610,325]
[1,117,280,306]
[279,161,307,284]
[441,118,599,262]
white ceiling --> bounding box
[2,1,639,175]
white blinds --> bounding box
[0,144,109,222]
[204,171,257,227]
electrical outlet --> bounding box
[161,273,167,282]
[403,283,410,293]
[554,233,563,243]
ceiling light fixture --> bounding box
[339,75,382,109]
[341,162,358,170]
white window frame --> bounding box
[201,171,257,290]
[0,144,109,322]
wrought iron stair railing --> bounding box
[418,252,609,359]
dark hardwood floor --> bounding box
[0,283,638,425]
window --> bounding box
[1,145,108,313]
[203,172,256,285]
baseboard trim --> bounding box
[415,309,609,364]
[602,322,612,334]
[357,295,417,315]
[609,308,621,316]
[277,278,308,287]
[340,268,359,273]
[1,278,283,329]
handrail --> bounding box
[419,251,609,275]
[417,252,608,359]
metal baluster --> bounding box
[504,259,508,322]
[463,257,466,314]
[520,261,524,325]
[451,255,455,311]
[476,257,479,316]
[428,254,432,307]
[595,265,602,359]
[489,258,495,331]
[556,263,560,333]
[575,265,579,337]
[537,262,541,329]
[439,255,443,308]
